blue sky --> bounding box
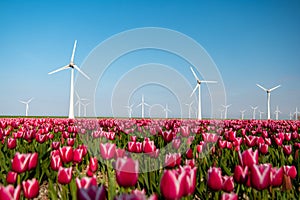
[0,0,299,119]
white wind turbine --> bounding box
[75,92,88,117]
[250,106,258,119]
[219,109,224,119]
[294,107,299,120]
[82,102,89,117]
[289,112,293,120]
[19,98,34,116]
[190,66,217,120]
[256,84,281,120]
[258,110,264,120]
[125,104,134,118]
[163,104,172,118]
[240,110,246,120]
[222,104,231,119]
[274,106,281,120]
[185,101,194,119]
[136,95,150,118]
[48,40,90,119]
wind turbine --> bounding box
[163,104,172,118]
[190,66,217,120]
[48,40,90,119]
[294,107,300,120]
[75,92,88,117]
[136,95,150,118]
[274,106,281,120]
[125,104,134,118]
[185,101,194,119]
[82,102,89,117]
[289,112,293,120]
[19,98,33,116]
[256,84,281,120]
[250,106,258,119]
[240,110,246,120]
[222,104,231,119]
[258,110,264,120]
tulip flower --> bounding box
[115,148,125,158]
[222,176,234,192]
[67,138,75,146]
[221,192,238,200]
[250,164,271,190]
[233,165,248,184]
[50,155,62,171]
[160,169,185,200]
[143,139,156,154]
[135,142,143,153]
[283,165,297,179]
[185,148,193,159]
[127,141,137,153]
[58,166,73,185]
[238,148,258,167]
[89,157,98,173]
[270,167,283,187]
[259,143,269,155]
[172,138,181,150]
[78,144,88,157]
[180,165,197,196]
[6,171,17,184]
[59,146,74,163]
[7,138,16,149]
[100,143,116,159]
[165,153,181,168]
[0,185,21,200]
[22,178,39,199]
[115,157,139,187]
[51,141,60,150]
[11,152,31,173]
[77,185,107,200]
[180,126,190,137]
[28,152,38,171]
[283,145,292,155]
[207,167,223,191]
[76,176,97,189]
[162,130,174,143]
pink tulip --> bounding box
[270,167,283,187]
[89,157,98,173]
[135,142,143,153]
[233,165,248,184]
[6,171,17,184]
[259,143,269,155]
[238,148,258,167]
[143,139,156,154]
[115,157,139,187]
[22,178,39,199]
[283,145,292,155]
[28,152,38,171]
[180,165,197,196]
[11,152,30,173]
[73,148,84,164]
[283,165,297,179]
[50,155,62,171]
[185,148,193,159]
[207,167,223,191]
[77,185,107,200]
[0,185,21,200]
[7,138,16,149]
[67,138,75,146]
[51,141,60,150]
[180,126,190,137]
[222,176,234,192]
[250,164,271,190]
[58,166,73,184]
[172,138,181,150]
[127,141,137,153]
[162,130,174,143]
[76,176,97,189]
[100,143,116,159]
[160,169,185,200]
[59,146,73,163]
[221,192,238,200]
[165,153,181,168]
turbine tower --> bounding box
[125,104,134,118]
[82,102,89,117]
[75,92,88,117]
[222,104,231,119]
[289,112,293,120]
[190,66,217,120]
[258,110,264,120]
[136,95,150,118]
[294,107,299,120]
[219,109,224,119]
[250,106,258,119]
[256,84,281,120]
[274,106,281,120]
[185,101,194,119]
[163,104,172,118]
[19,98,33,117]
[48,40,90,119]
[240,110,246,120]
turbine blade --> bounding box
[27,98,34,103]
[190,85,198,97]
[256,84,267,91]
[144,103,150,107]
[201,80,217,83]
[19,100,26,104]
[48,65,69,75]
[269,85,281,92]
[190,67,200,81]
[75,91,80,99]
[71,40,77,63]
[73,65,90,80]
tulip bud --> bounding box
[100,143,116,160]
[28,152,38,171]
[89,157,98,173]
[270,167,283,187]
[207,167,223,191]
[160,170,185,199]
[73,148,84,164]
[7,138,17,149]
[283,145,292,155]
[6,171,17,184]
[50,155,62,171]
[238,148,258,167]
[221,192,238,200]
[115,157,139,188]
[22,178,39,199]
[76,176,97,189]
[11,152,31,173]
[250,164,271,190]
[233,165,248,184]
[283,165,297,179]
[222,176,234,192]
[0,185,21,200]
[59,146,74,163]
[58,166,72,185]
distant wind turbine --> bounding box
[82,102,89,117]
[258,110,264,120]
[240,110,246,120]
[256,84,281,120]
[294,107,300,120]
[274,106,281,120]
[136,95,150,118]
[219,109,224,119]
[289,112,293,120]
[222,104,231,119]
[19,98,34,117]
[250,106,258,119]
[75,92,88,117]
[48,40,90,119]
[163,104,172,118]
[185,101,194,119]
[190,66,217,120]
[125,104,134,118]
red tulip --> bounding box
[283,165,297,179]
[89,157,98,173]
[51,141,60,150]
[76,176,97,189]
[218,140,227,149]
[275,137,283,146]
[135,142,143,153]
[0,185,21,200]
[160,169,185,200]
[233,165,248,184]
[162,130,174,143]
[28,152,38,171]
[165,153,181,168]
[250,164,271,190]
[222,176,234,192]
[58,166,72,184]
[283,145,292,155]
[186,148,193,159]
[115,157,139,187]
[67,138,75,146]
[78,144,88,157]
[77,185,107,200]
[6,171,17,184]
[100,143,116,159]
[7,138,16,149]
[259,143,269,155]
[180,165,197,196]
[22,178,39,199]
[73,148,84,164]
[143,139,156,154]
[207,167,223,191]
[238,148,258,167]
[127,141,137,153]
[11,152,30,173]
[270,167,283,187]
[50,155,62,171]
[59,146,73,163]
[244,135,257,147]
[221,192,238,200]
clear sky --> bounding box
[0,0,299,119]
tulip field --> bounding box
[0,118,299,199]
